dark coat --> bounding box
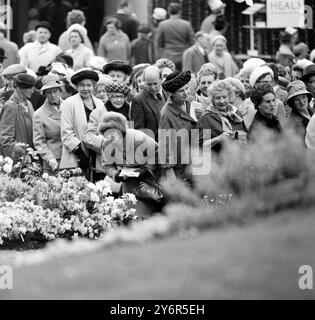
[197,109,247,152]
[131,89,166,141]
[0,92,34,158]
[159,96,197,179]
[248,110,282,142]
[114,12,139,41]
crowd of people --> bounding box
[0,0,315,216]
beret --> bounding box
[35,21,52,33]
[71,68,99,85]
[249,66,274,88]
[162,70,191,93]
[2,64,27,77]
[103,60,132,75]
[14,74,36,89]
[105,83,130,96]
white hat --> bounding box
[152,7,167,21]
[225,77,246,95]
[295,59,314,70]
[68,23,88,40]
[243,58,265,72]
[87,56,108,71]
[207,0,226,12]
[249,66,274,88]
[50,62,68,76]
[41,74,63,92]
[310,49,315,63]
[26,68,37,79]
[285,27,298,35]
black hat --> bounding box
[55,53,74,68]
[35,21,52,33]
[0,47,6,60]
[301,64,315,83]
[162,70,191,93]
[71,68,99,85]
[103,60,132,75]
[14,74,36,89]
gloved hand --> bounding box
[48,159,59,171]
[73,144,89,170]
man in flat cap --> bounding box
[20,21,62,73]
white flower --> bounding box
[2,164,12,174]
[4,157,13,165]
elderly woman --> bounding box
[84,82,131,182]
[98,17,131,64]
[60,69,103,177]
[93,74,114,105]
[208,35,239,78]
[99,112,161,216]
[197,80,247,152]
[285,80,313,142]
[159,70,197,181]
[0,74,35,160]
[248,83,282,141]
[66,24,95,71]
[33,74,63,174]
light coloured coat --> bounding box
[60,93,103,169]
[33,99,63,171]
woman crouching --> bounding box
[99,112,161,217]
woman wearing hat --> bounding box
[33,74,64,175]
[99,112,160,217]
[93,74,114,105]
[159,70,197,181]
[60,68,103,177]
[197,80,247,152]
[103,60,132,85]
[248,83,282,142]
[285,80,313,143]
[0,74,35,160]
[84,81,131,182]
[66,24,95,71]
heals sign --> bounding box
[267,0,305,28]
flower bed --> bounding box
[0,154,140,248]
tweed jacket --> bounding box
[33,99,63,170]
[60,93,103,169]
[131,89,166,141]
[0,92,34,158]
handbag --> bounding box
[134,168,165,205]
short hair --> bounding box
[197,68,216,84]
[104,16,121,32]
[67,10,85,27]
[195,31,205,41]
[155,58,176,72]
[208,80,234,104]
[250,83,275,109]
[168,2,181,15]
[118,0,129,9]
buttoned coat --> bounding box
[182,45,206,75]
[131,89,166,141]
[60,93,103,169]
[0,92,34,158]
[33,99,63,171]
[159,96,197,178]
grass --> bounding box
[1,208,315,300]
